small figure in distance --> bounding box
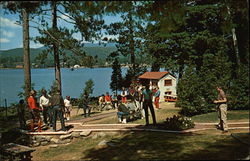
[64,96,72,121]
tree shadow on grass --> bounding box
[82,130,191,160]
[81,128,250,160]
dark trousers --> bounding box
[42,107,48,124]
[143,100,157,125]
[52,106,66,131]
[48,106,53,126]
[18,112,26,129]
[83,106,91,117]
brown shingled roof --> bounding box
[138,71,169,80]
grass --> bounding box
[32,130,250,160]
[2,102,249,160]
[191,110,249,123]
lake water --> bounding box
[0,67,128,106]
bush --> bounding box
[159,115,195,131]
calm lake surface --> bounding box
[0,67,128,106]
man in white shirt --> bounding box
[64,96,72,120]
[39,89,51,126]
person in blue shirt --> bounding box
[111,91,118,109]
[142,84,157,126]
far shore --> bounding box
[0,65,133,70]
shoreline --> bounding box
[0,66,133,70]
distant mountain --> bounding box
[0,45,118,62]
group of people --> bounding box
[17,89,73,132]
[104,84,161,126]
[98,92,118,111]
[17,84,228,133]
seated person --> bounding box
[103,92,112,110]
[126,101,142,120]
[117,103,130,124]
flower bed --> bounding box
[158,115,195,131]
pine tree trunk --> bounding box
[128,12,136,81]
[22,8,31,100]
[52,1,62,93]
[226,1,240,69]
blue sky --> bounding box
[0,4,121,51]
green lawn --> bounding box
[33,130,250,160]
[191,110,249,123]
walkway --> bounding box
[26,110,249,135]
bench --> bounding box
[0,143,35,161]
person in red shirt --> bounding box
[27,90,42,132]
[103,92,112,110]
[105,92,111,103]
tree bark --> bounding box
[226,1,240,68]
[22,8,31,100]
[52,1,62,94]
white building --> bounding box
[138,71,177,102]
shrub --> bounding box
[159,115,195,131]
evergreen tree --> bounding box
[2,1,44,100]
[104,1,148,87]
[110,58,123,94]
[82,79,94,97]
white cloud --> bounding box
[1,30,15,37]
[59,13,70,20]
[0,38,10,43]
[30,41,43,48]
[0,16,21,28]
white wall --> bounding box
[157,74,177,102]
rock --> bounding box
[35,136,46,142]
[80,130,91,137]
[51,138,60,144]
[33,142,40,147]
[32,140,37,144]
[91,134,98,139]
[98,132,106,137]
[41,141,49,146]
[49,144,58,148]
[97,140,108,147]
[59,134,72,140]
[71,132,80,138]
[45,136,53,142]
[58,139,71,144]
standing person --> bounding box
[111,92,118,109]
[27,90,42,132]
[142,84,157,126]
[213,86,228,132]
[134,86,145,119]
[39,89,51,127]
[129,85,135,101]
[17,99,27,130]
[121,87,127,104]
[64,96,72,121]
[98,94,105,111]
[50,90,66,132]
[154,86,161,110]
[79,92,91,117]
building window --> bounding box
[164,79,172,86]
[165,91,172,95]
